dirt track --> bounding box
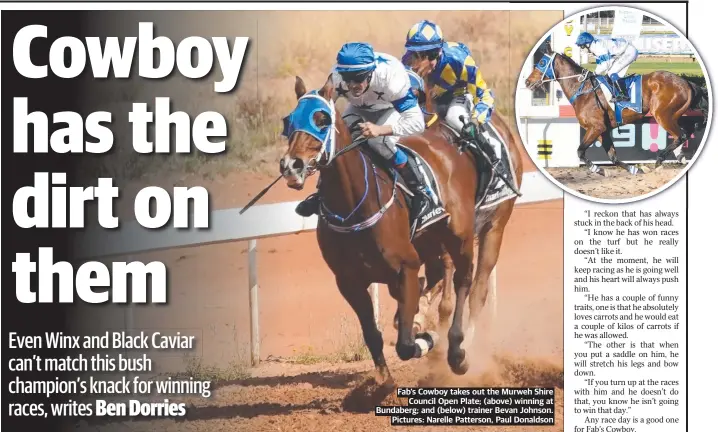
[546,164,685,200]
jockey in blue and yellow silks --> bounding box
[402,19,500,167]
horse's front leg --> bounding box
[395,259,439,362]
[578,127,607,176]
[600,131,641,175]
[445,236,475,375]
[413,255,449,334]
[336,276,394,387]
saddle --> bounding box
[592,73,643,125]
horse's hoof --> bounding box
[628,165,639,176]
[451,360,470,375]
[637,165,651,174]
[655,164,664,172]
[374,366,393,386]
[378,374,396,391]
[449,349,469,375]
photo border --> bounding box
[514,4,713,205]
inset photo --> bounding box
[516,6,711,202]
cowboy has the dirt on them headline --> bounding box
[11,22,251,305]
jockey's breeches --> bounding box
[607,45,638,78]
[437,94,474,134]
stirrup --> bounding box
[295,194,319,217]
[409,191,430,234]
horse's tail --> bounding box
[687,80,710,128]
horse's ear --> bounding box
[318,74,335,101]
[294,76,307,100]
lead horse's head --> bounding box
[279,76,336,190]
[525,51,558,91]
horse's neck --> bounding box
[320,125,378,218]
[555,59,587,101]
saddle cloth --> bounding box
[595,74,643,125]
[440,121,520,211]
[394,144,449,235]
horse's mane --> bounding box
[552,51,587,74]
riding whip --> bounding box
[239,174,283,215]
[458,116,522,197]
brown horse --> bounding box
[403,62,524,347]
[525,46,709,176]
[279,74,520,389]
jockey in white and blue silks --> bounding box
[575,32,639,102]
[295,42,432,221]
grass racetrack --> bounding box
[584,58,704,76]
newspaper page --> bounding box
[2,1,712,432]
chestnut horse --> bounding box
[525,46,709,176]
[404,63,523,348]
[279,75,521,390]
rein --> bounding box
[531,52,597,103]
[531,52,590,86]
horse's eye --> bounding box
[314,112,331,128]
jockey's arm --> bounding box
[465,58,495,124]
[590,40,611,75]
[594,61,609,75]
[373,70,425,137]
[391,102,425,136]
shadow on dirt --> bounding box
[182,399,342,421]
[341,376,398,413]
[81,398,344,426]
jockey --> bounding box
[402,19,500,168]
[294,42,433,222]
[575,32,639,102]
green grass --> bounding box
[583,61,704,76]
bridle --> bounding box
[283,90,398,233]
[282,91,338,178]
[528,52,591,91]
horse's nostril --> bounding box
[292,158,304,171]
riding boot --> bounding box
[395,157,431,224]
[295,193,320,217]
[610,74,629,102]
[473,129,501,169]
